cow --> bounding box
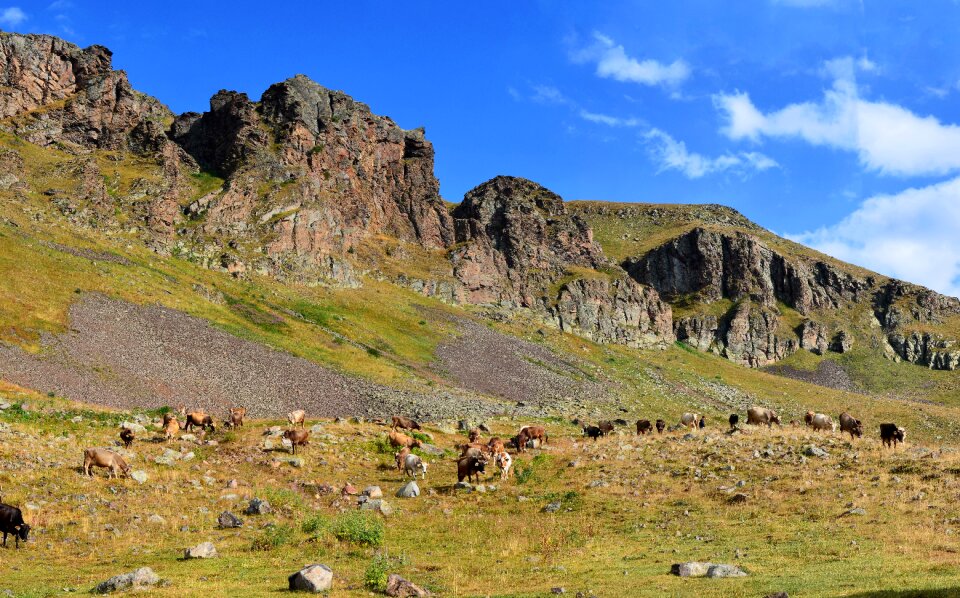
[839,412,863,439]
[582,425,603,441]
[468,428,482,443]
[655,419,666,434]
[806,411,835,432]
[403,454,428,479]
[394,447,411,472]
[162,412,178,427]
[0,502,30,549]
[495,451,513,480]
[880,423,906,448]
[388,430,419,449]
[699,416,706,430]
[228,407,247,428]
[287,410,306,429]
[163,416,180,440]
[598,421,615,436]
[283,429,310,455]
[746,406,781,427]
[728,414,739,430]
[119,427,134,449]
[487,437,506,455]
[184,411,215,433]
[457,451,488,483]
[83,448,131,478]
[391,416,421,431]
[514,425,547,452]
[680,413,701,430]
[635,420,653,435]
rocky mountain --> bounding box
[1,31,958,371]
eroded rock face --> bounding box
[721,302,797,367]
[887,332,960,370]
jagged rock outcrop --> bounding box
[552,276,673,348]
[721,302,798,367]
[170,75,454,283]
[798,320,828,355]
[887,332,960,370]
[0,33,170,153]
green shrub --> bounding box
[251,524,294,551]
[332,511,385,547]
[515,454,550,485]
[261,487,304,512]
[364,553,391,592]
[369,436,395,455]
[366,347,382,358]
[410,431,430,444]
[302,513,330,537]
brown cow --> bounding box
[228,407,247,428]
[163,416,180,440]
[514,425,547,452]
[635,420,653,435]
[655,419,665,434]
[119,428,134,449]
[487,437,506,455]
[839,412,863,439]
[746,406,781,427]
[468,428,482,443]
[184,411,215,433]
[680,413,701,430]
[597,421,615,436]
[287,410,306,429]
[388,430,419,449]
[457,451,488,483]
[394,447,411,472]
[83,448,130,478]
[391,416,421,431]
[283,429,310,455]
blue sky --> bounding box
[9,1,960,296]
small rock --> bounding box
[341,483,358,496]
[707,564,748,578]
[803,445,829,458]
[671,562,747,578]
[94,567,159,594]
[363,486,383,499]
[217,512,242,529]
[396,481,420,498]
[288,564,333,593]
[130,470,148,484]
[543,501,561,513]
[147,514,166,525]
[454,481,472,490]
[359,499,394,516]
[184,542,217,559]
[844,508,866,516]
[385,573,428,597]
[728,493,748,504]
[245,498,272,515]
[179,434,197,442]
[551,588,566,595]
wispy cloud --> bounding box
[572,32,690,88]
[714,56,960,177]
[645,128,779,179]
[530,85,572,106]
[790,177,960,298]
[0,6,26,27]
[579,109,643,128]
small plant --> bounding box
[220,430,237,444]
[251,524,294,551]
[410,431,430,444]
[364,553,391,592]
[301,513,330,537]
[366,347,382,358]
[332,511,385,547]
[369,437,394,454]
[514,454,550,485]
[261,487,304,512]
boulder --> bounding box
[184,542,218,559]
[542,501,561,513]
[359,498,394,516]
[363,486,383,499]
[671,562,747,578]
[130,470,148,484]
[288,564,333,593]
[217,511,243,529]
[94,567,159,594]
[396,481,420,498]
[245,498,272,515]
[385,573,429,597]
[803,445,829,458]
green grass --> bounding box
[331,511,386,547]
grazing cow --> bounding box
[457,452,488,483]
[163,416,180,440]
[806,412,835,432]
[597,421,615,436]
[880,423,906,448]
[0,502,30,549]
[698,417,706,430]
[468,428,481,443]
[283,429,310,455]
[746,406,781,427]
[655,419,665,434]
[582,425,603,441]
[287,410,306,429]
[184,411,215,433]
[495,451,512,480]
[635,420,653,435]
[162,412,178,427]
[680,413,701,430]
[391,416,422,431]
[83,448,131,478]
[514,425,547,452]
[487,437,506,455]
[119,428,134,449]
[176,404,187,419]
[228,407,247,428]
[403,454,428,479]
[839,412,863,439]
[728,414,739,430]
[388,430,418,449]
[394,447,411,472]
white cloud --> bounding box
[572,32,690,88]
[644,128,779,179]
[790,177,960,298]
[715,57,960,177]
[0,6,26,27]
[579,109,643,128]
[530,85,571,106]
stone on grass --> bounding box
[359,498,394,516]
[148,514,166,525]
[542,501,561,513]
[363,485,383,499]
[217,511,242,529]
[671,562,747,578]
[454,481,472,490]
[130,470,148,484]
[803,445,829,458]
[184,542,217,559]
[385,573,428,597]
[94,567,159,594]
[396,481,420,498]
[288,564,333,593]
[245,498,272,515]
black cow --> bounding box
[880,423,906,448]
[635,420,653,435]
[0,502,30,548]
[655,419,666,434]
[728,414,739,430]
[698,416,706,429]
[582,425,603,441]
[597,421,615,436]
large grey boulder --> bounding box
[184,541,218,559]
[94,567,159,594]
[217,511,243,528]
[396,481,420,498]
[245,497,273,515]
[288,564,333,593]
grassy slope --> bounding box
[3,382,960,597]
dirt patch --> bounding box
[765,359,863,394]
[39,240,132,265]
[432,315,617,408]
[0,294,503,419]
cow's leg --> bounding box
[2,532,7,547]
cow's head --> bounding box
[851,421,864,437]
[15,522,30,542]
[896,427,906,442]
[770,414,782,426]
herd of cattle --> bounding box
[0,403,909,550]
